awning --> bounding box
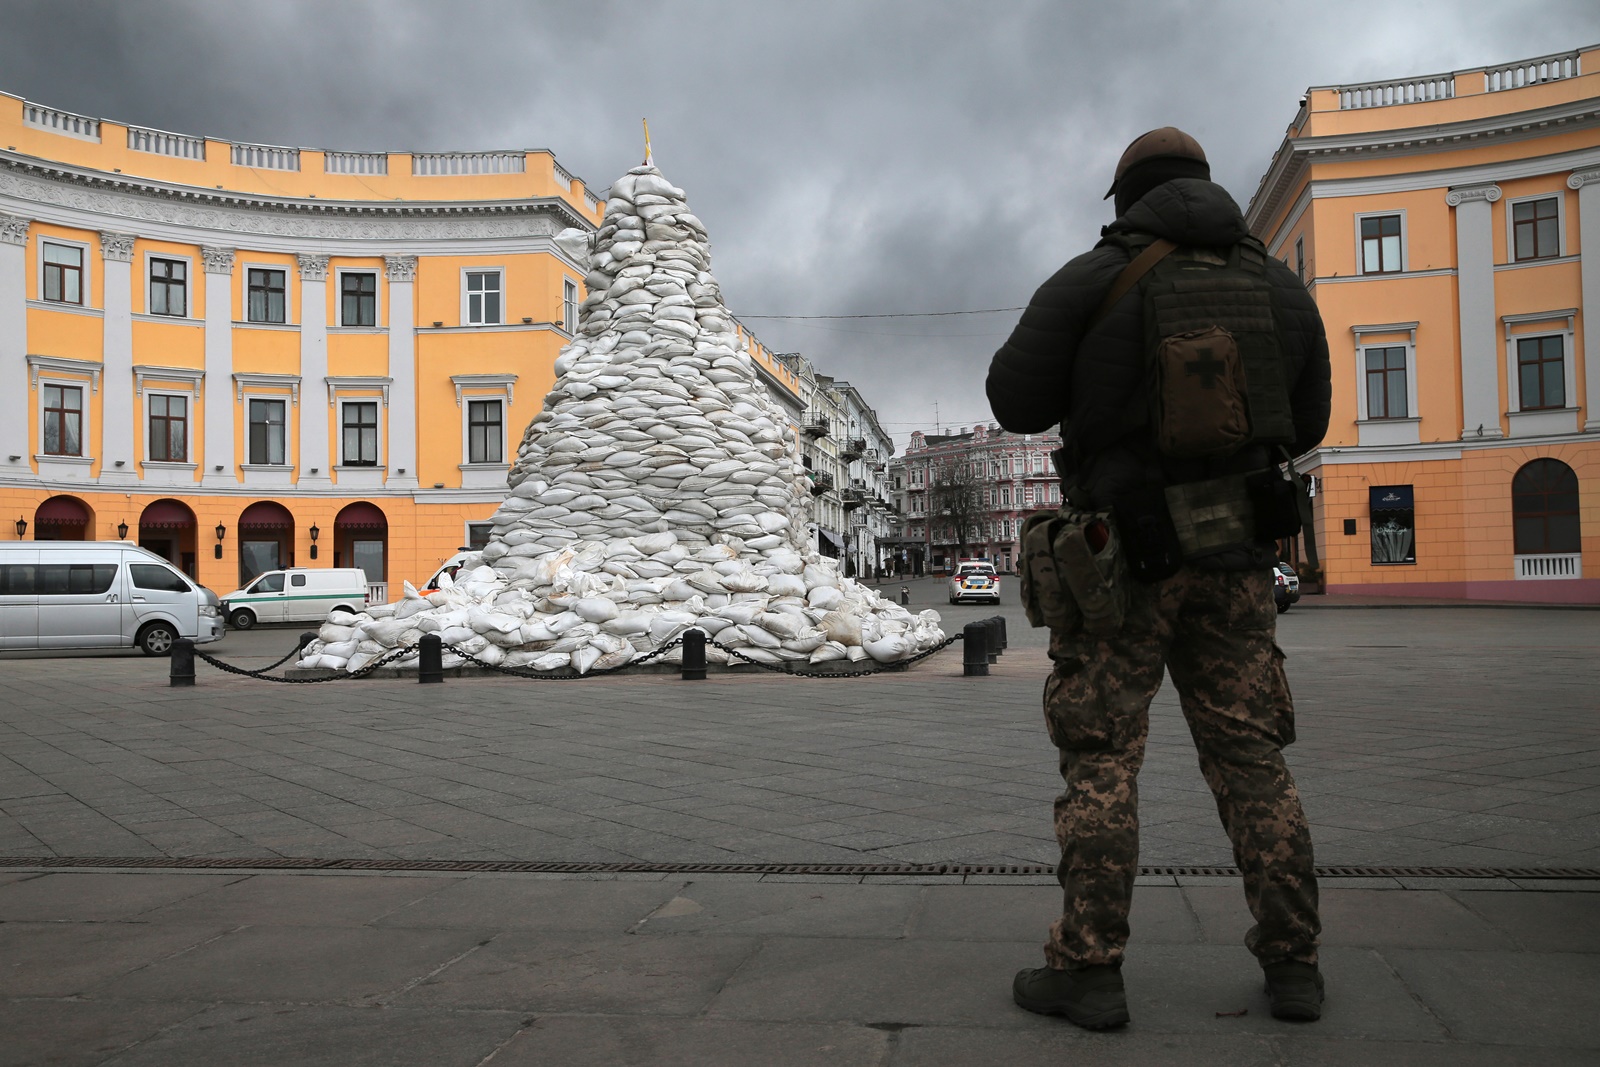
[1369,485,1414,512]
[335,501,388,531]
[35,496,89,524]
[238,500,294,529]
[818,528,846,552]
[139,499,195,529]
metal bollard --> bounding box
[170,638,195,687]
[995,614,1008,651]
[900,585,910,606]
[418,633,444,684]
[681,628,707,680]
[962,622,989,677]
[984,617,1001,663]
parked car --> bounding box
[219,568,369,630]
[1273,562,1301,613]
[0,541,223,655]
[423,550,477,592]
[949,562,1001,605]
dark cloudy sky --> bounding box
[3,0,1596,444]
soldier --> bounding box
[986,128,1332,1029]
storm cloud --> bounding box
[2,0,1595,439]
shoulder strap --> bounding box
[1087,237,1177,331]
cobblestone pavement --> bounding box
[1,583,1597,869]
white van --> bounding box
[0,541,223,655]
[423,550,478,592]
[220,568,370,630]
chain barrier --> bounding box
[187,629,968,684]
[710,631,964,679]
[192,643,422,684]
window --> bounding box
[1294,236,1305,284]
[1512,197,1560,262]
[1364,346,1408,419]
[341,271,377,326]
[1032,454,1045,473]
[149,257,187,316]
[130,564,191,593]
[1369,485,1416,565]
[247,268,287,323]
[250,572,285,593]
[467,522,493,551]
[42,242,83,304]
[1517,336,1565,411]
[1512,459,1580,555]
[341,401,379,466]
[1360,214,1402,274]
[248,399,287,465]
[467,399,503,464]
[465,270,502,325]
[148,394,188,462]
[35,564,118,595]
[564,279,578,332]
[1001,486,1010,507]
[42,384,83,456]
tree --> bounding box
[929,461,985,559]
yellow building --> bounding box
[0,92,802,598]
[1248,46,1600,601]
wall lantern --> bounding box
[14,517,25,538]
[117,520,129,539]
[214,522,226,560]
[309,523,320,560]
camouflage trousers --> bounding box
[1042,566,1319,970]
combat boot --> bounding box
[1263,960,1323,1021]
[1012,963,1130,1029]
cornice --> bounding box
[1247,96,1600,237]
[0,153,593,242]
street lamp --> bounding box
[214,522,226,560]
[116,520,129,540]
[14,517,26,538]
[309,523,320,560]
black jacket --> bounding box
[986,178,1331,513]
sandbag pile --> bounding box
[298,162,943,674]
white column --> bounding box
[384,255,418,489]
[98,232,137,482]
[1570,169,1600,432]
[0,214,28,474]
[1447,183,1504,440]
[296,253,330,488]
[199,245,238,486]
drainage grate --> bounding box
[1,857,1597,879]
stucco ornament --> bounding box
[298,163,944,674]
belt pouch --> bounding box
[1245,467,1303,541]
[1109,485,1184,582]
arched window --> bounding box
[1512,459,1580,555]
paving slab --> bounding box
[1448,890,1600,951]
[396,930,759,1014]
[0,871,242,922]
[909,883,1202,946]
[0,921,229,997]
[138,872,461,927]
[891,1027,1283,1066]
[631,880,923,938]
[486,1016,891,1066]
[1270,1037,1600,1066]
[0,999,207,1067]
[89,1005,525,1067]
[375,874,684,932]
[1384,948,1600,1047]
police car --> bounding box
[1274,562,1301,613]
[948,560,1001,605]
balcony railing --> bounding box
[127,125,206,160]
[23,102,100,141]
[365,582,389,605]
[1515,553,1582,580]
[803,414,831,438]
[809,470,834,496]
[841,437,867,461]
[413,151,526,175]
[1338,73,1455,110]
[324,150,388,175]
[232,143,301,171]
[1485,51,1581,92]
[842,488,866,511]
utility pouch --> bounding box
[1018,507,1128,634]
[1245,466,1303,541]
[1108,486,1185,583]
[1164,474,1255,559]
[1154,325,1252,458]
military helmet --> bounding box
[1104,127,1208,199]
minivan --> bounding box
[219,568,370,630]
[0,541,223,655]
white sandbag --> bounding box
[531,652,572,671]
[809,641,849,664]
[571,645,603,674]
[807,586,845,611]
[574,597,620,623]
[864,634,913,663]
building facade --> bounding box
[0,92,803,597]
[1248,45,1600,601]
[830,380,896,578]
[887,424,1062,574]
